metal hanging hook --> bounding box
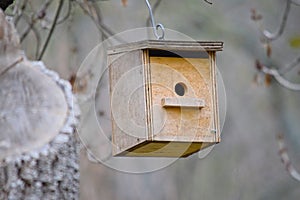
[145,0,165,40]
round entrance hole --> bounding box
[175,82,187,96]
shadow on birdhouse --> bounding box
[108,40,223,157]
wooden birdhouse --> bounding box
[108,40,223,157]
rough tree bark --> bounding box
[0,9,80,200]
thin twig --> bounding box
[36,0,53,20]
[14,0,28,26]
[277,133,300,182]
[56,0,72,25]
[86,1,106,40]
[261,65,300,91]
[204,0,213,5]
[262,0,291,42]
[19,0,54,59]
[20,13,35,42]
[20,14,41,59]
[279,55,300,75]
[19,0,53,42]
[86,0,101,24]
[0,57,24,78]
[75,1,125,43]
[12,0,21,16]
[75,1,108,37]
[38,0,64,60]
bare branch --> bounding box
[204,0,213,5]
[86,1,106,40]
[75,1,106,33]
[0,57,23,77]
[13,0,28,25]
[17,0,56,59]
[12,0,20,15]
[277,133,300,182]
[260,64,300,91]
[16,0,52,40]
[279,55,300,75]
[56,0,72,25]
[36,0,53,19]
[20,16,33,41]
[75,1,125,43]
[20,14,41,59]
[38,0,64,60]
[87,1,102,24]
[262,0,291,42]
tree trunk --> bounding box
[0,9,80,200]
[0,62,80,200]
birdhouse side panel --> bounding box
[209,51,221,142]
[108,50,148,155]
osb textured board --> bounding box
[149,57,216,142]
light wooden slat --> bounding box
[161,97,205,108]
[108,40,223,55]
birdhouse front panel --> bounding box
[108,40,223,157]
[149,53,213,140]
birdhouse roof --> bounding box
[107,40,223,55]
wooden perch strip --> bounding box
[162,97,205,108]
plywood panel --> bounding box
[109,50,148,155]
[108,43,222,157]
[115,141,214,157]
[209,52,221,142]
[149,57,215,142]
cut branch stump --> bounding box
[0,9,80,200]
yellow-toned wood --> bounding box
[114,141,214,157]
[161,97,205,108]
[148,57,214,142]
[143,49,153,141]
[108,40,222,157]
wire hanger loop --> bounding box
[145,0,165,40]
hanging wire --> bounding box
[145,0,165,40]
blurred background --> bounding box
[7,0,300,199]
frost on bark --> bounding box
[0,9,80,200]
